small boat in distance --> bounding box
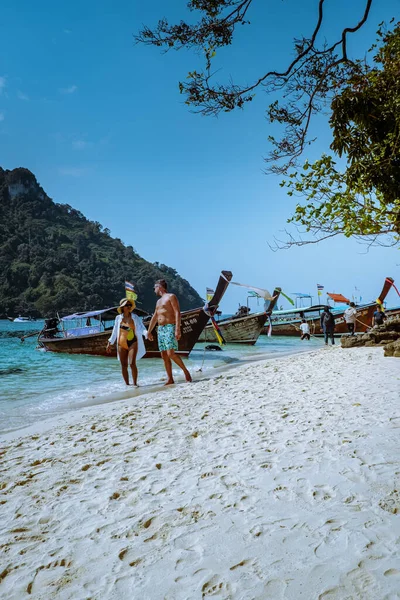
[199,287,281,345]
[13,316,36,323]
[38,271,233,358]
[263,277,395,336]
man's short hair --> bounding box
[350,302,355,307]
[156,279,168,291]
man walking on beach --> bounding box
[320,306,335,345]
[147,279,192,385]
[343,302,357,335]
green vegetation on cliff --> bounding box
[0,167,203,317]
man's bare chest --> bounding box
[157,298,172,311]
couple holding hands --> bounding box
[106,279,192,386]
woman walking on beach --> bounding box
[106,298,148,385]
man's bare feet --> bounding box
[185,371,192,382]
[164,380,175,386]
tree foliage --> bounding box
[136,1,399,245]
[279,23,400,246]
[0,168,203,317]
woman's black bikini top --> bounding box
[120,322,136,341]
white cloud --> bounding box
[0,112,4,122]
[0,76,6,95]
[58,167,89,177]
[17,91,29,101]
[63,29,72,34]
[59,84,78,94]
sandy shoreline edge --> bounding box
[0,346,316,442]
[1,346,399,599]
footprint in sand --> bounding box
[384,568,400,577]
[201,575,231,597]
[229,559,249,571]
[321,566,380,600]
[314,522,349,560]
[318,588,345,599]
[379,489,400,514]
[312,484,334,502]
[348,567,381,597]
[26,558,73,594]
[118,548,142,567]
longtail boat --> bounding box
[263,277,395,336]
[385,305,400,320]
[199,287,281,345]
[38,270,232,358]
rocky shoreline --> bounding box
[341,315,400,357]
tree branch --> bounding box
[136,1,375,169]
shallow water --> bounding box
[0,320,321,433]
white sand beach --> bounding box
[1,346,399,600]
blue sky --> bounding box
[1,0,399,312]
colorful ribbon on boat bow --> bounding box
[385,277,400,298]
[203,303,226,346]
[267,315,273,337]
[210,316,226,345]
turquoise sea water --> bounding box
[0,320,322,434]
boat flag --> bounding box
[220,273,274,301]
[125,281,138,302]
[280,290,295,306]
[206,288,214,302]
[317,284,324,297]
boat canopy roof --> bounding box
[273,302,357,316]
[327,292,350,304]
[292,293,312,298]
[61,306,148,321]
[273,304,325,315]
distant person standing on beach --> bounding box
[372,305,386,328]
[299,319,310,341]
[320,306,335,345]
[343,302,357,335]
[146,279,192,385]
[106,298,148,386]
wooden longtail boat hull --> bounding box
[263,277,395,336]
[265,304,376,336]
[39,271,233,358]
[385,306,400,320]
[199,312,267,345]
[199,286,281,345]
